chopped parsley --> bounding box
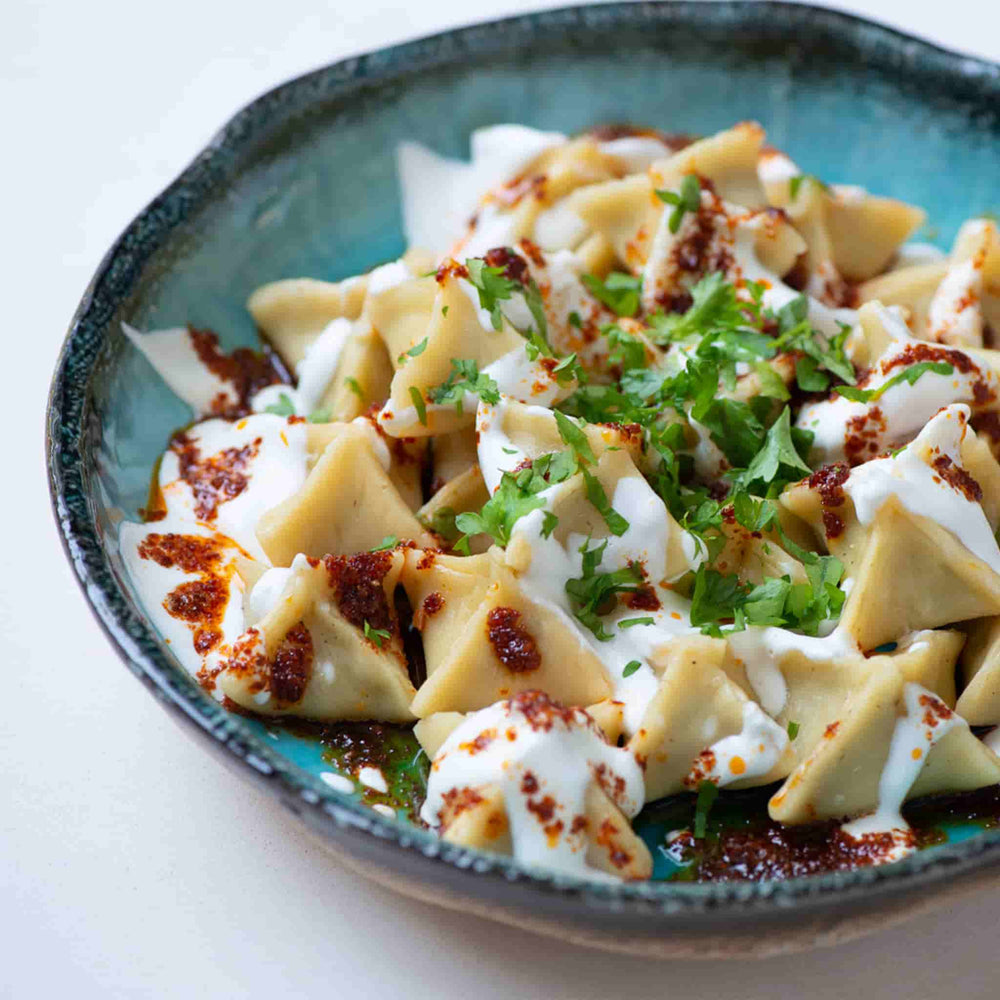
[581,271,642,317]
[430,359,500,413]
[307,408,332,423]
[606,324,647,371]
[541,511,560,538]
[397,336,428,366]
[834,361,954,404]
[789,174,830,200]
[265,392,296,417]
[454,452,578,549]
[622,659,642,678]
[655,173,702,234]
[693,780,719,839]
[787,720,800,741]
[553,410,596,464]
[564,539,644,640]
[582,467,630,536]
[794,356,829,393]
[363,620,391,648]
[466,257,521,331]
[735,407,813,493]
[371,535,398,551]
[344,376,363,397]
[419,506,461,542]
[409,386,428,426]
[465,253,549,346]
[618,616,655,629]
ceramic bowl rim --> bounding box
[47,0,1000,923]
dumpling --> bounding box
[217,550,416,721]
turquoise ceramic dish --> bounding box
[48,1,1000,957]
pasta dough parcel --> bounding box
[121,121,1000,882]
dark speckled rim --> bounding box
[47,1,1000,939]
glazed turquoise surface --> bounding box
[51,2,1000,921]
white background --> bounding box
[4,1,1000,996]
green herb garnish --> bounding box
[581,272,642,317]
[409,386,427,426]
[265,392,296,417]
[693,780,719,839]
[656,173,702,234]
[834,362,954,404]
[363,620,391,648]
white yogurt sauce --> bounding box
[421,695,644,879]
[640,194,855,338]
[119,515,247,682]
[842,683,964,858]
[475,397,558,493]
[927,255,984,347]
[506,475,700,733]
[532,200,589,251]
[727,624,858,716]
[158,414,309,562]
[122,323,237,416]
[397,125,566,257]
[691,701,789,787]
[247,565,295,624]
[890,242,946,269]
[797,304,996,464]
[844,404,1000,574]
[366,259,414,297]
[597,136,675,172]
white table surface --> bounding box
[5,0,999,996]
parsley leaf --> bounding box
[693,780,719,839]
[554,410,596,464]
[771,301,855,385]
[371,535,398,552]
[789,174,830,199]
[754,361,791,401]
[397,337,428,366]
[551,352,585,386]
[648,272,749,346]
[689,568,748,633]
[738,407,813,491]
[522,278,549,341]
[655,173,702,234]
[453,453,578,549]
[541,511,559,538]
[466,257,520,331]
[693,396,767,469]
[582,467,630,536]
[409,386,427,426]
[363,620,391,648]
[606,324,647,371]
[618,616,654,629]
[581,272,642,317]
[430,359,501,413]
[834,361,954,403]
[419,506,461,542]
[732,492,776,532]
[455,475,545,548]
[564,539,643,640]
[794,356,830,392]
[265,392,296,417]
